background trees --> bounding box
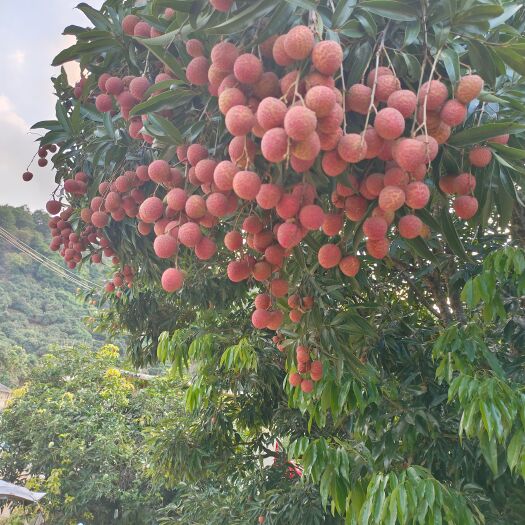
[4,0,525,523]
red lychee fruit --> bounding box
[139,197,164,223]
[233,53,263,85]
[415,134,439,163]
[95,94,113,112]
[392,138,427,172]
[378,186,406,212]
[387,89,417,118]
[252,309,271,329]
[299,204,325,231]
[255,293,271,310]
[317,103,344,134]
[439,175,456,195]
[129,77,151,101]
[318,243,342,268]
[277,222,300,249]
[339,255,360,277]
[375,75,401,103]
[456,75,484,104]
[256,184,283,209]
[256,97,287,130]
[154,234,178,259]
[211,41,238,73]
[105,76,123,96]
[337,133,367,163]
[429,121,452,144]
[224,231,243,251]
[162,268,184,292]
[322,213,343,236]
[453,172,476,195]
[242,215,264,234]
[384,167,409,187]
[210,0,233,12]
[252,71,280,99]
[345,84,372,115]
[344,195,368,222]
[363,217,388,240]
[122,14,140,35]
[398,214,423,239]
[91,211,109,228]
[213,160,238,191]
[133,21,151,38]
[289,372,302,387]
[310,360,323,381]
[292,132,321,161]
[418,79,449,111]
[440,99,467,127]
[366,66,393,87]
[148,159,171,184]
[322,150,347,177]
[365,173,385,197]
[276,194,300,220]
[363,127,384,159]
[186,57,210,85]
[185,195,207,219]
[488,134,509,144]
[374,108,405,140]
[186,39,205,58]
[319,128,343,152]
[454,195,478,219]
[195,236,217,260]
[232,170,261,200]
[227,259,251,282]
[272,35,294,66]
[366,238,390,259]
[284,106,317,141]
[229,135,255,167]
[166,188,187,211]
[261,128,288,162]
[187,144,208,166]
[22,171,33,182]
[301,379,314,393]
[218,87,246,115]
[195,159,217,184]
[178,222,202,247]
[270,279,288,298]
[405,181,430,209]
[305,85,336,118]
[311,40,343,76]
[205,193,229,217]
[225,105,255,136]
[469,146,492,167]
[284,25,314,60]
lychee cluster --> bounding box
[288,345,323,393]
[22,143,57,181]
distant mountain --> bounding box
[0,205,108,356]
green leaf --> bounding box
[129,90,193,117]
[346,41,373,87]
[448,122,525,147]
[440,209,471,261]
[507,430,524,472]
[467,40,496,86]
[147,114,184,144]
[494,47,525,76]
[441,47,460,84]
[358,0,419,21]
[332,0,357,27]
[207,0,280,34]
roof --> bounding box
[0,480,46,503]
[0,383,11,393]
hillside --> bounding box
[0,205,108,360]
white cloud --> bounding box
[7,50,26,66]
[0,95,29,132]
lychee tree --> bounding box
[29,0,525,522]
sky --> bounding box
[0,0,103,210]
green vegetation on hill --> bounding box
[0,205,107,356]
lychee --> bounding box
[289,372,302,387]
[224,231,243,251]
[339,255,360,277]
[214,160,238,190]
[346,84,372,115]
[225,105,255,136]
[276,194,300,219]
[252,309,271,329]
[322,213,343,236]
[195,236,217,260]
[270,279,288,298]
[337,134,367,163]
[211,41,238,72]
[277,222,300,249]
[454,195,478,219]
[272,35,294,67]
[284,25,314,60]
[178,222,202,247]
[398,214,422,239]
[318,243,342,268]
[440,99,467,127]
[210,0,234,12]
[186,39,205,58]
[418,80,449,110]
[322,150,347,177]
[162,268,184,292]
[256,97,287,130]
[378,186,406,212]
[261,128,288,162]
[374,108,405,140]
[256,184,283,209]
[148,159,171,184]
[453,172,476,195]
[387,89,417,118]
[186,57,210,85]
[122,14,140,35]
[232,170,261,200]
[284,106,317,141]
[375,75,401,103]
[305,86,336,117]
[299,204,325,230]
[311,41,343,76]
[393,138,427,172]
[139,197,164,223]
[233,53,263,85]
[405,181,430,209]
[129,76,151,101]
[363,217,388,240]
[218,87,246,115]
[95,94,113,112]
[154,234,178,258]
[227,260,251,282]
[469,146,492,167]
[344,195,368,221]
[456,75,483,104]
[366,238,390,259]
[91,211,109,228]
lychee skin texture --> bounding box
[344,195,368,222]
[398,215,423,239]
[272,35,294,67]
[277,222,300,249]
[415,134,439,163]
[488,134,509,145]
[469,147,492,168]
[122,14,140,35]
[148,159,171,184]
[299,204,325,231]
[195,237,217,260]
[214,160,238,191]
[337,134,367,163]
[139,197,164,223]
[129,77,151,101]
[418,80,449,111]
[211,41,239,72]
[270,279,288,298]
[276,194,300,220]
[322,150,347,177]
[257,97,287,130]
[256,184,283,210]
[339,255,360,277]
[210,0,234,12]
[186,39,205,58]
[322,213,343,236]
[178,222,202,247]
[456,75,484,104]
[366,66,393,87]
[292,132,321,161]
[289,372,302,387]
[232,170,261,201]
[227,260,251,282]
[305,86,336,117]
[387,89,417,118]
[405,182,430,209]
[284,106,317,141]
[224,231,243,251]
[375,75,401,103]
[440,99,467,127]
[374,108,405,140]
[252,309,271,329]
[91,211,109,228]
[105,76,124,96]
[218,88,246,115]
[378,186,406,212]
[346,84,372,115]
[393,138,427,172]
[154,234,178,259]
[363,217,388,240]
[95,94,113,113]
[310,360,323,381]
[233,53,263,85]
[453,172,476,195]
[186,57,210,85]
[225,105,255,136]
[255,293,271,310]
[162,268,184,292]
[311,41,343,76]
[366,238,390,259]
[301,379,314,393]
[318,243,342,269]
[206,193,229,217]
[187,144,208,166]
[454,195,479,220]
[284,25,314,60]
[261,128,288,163]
